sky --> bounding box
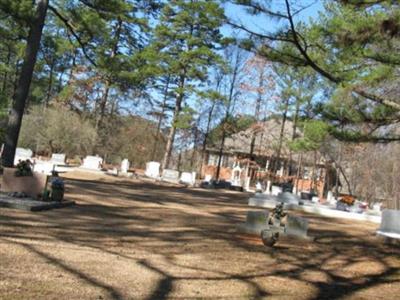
[222,0,325,37]
[132,1,328,130]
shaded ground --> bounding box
[1,171,399,299]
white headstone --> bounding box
[14,148,33,165]
[277,166,284,177]
[51,153,66,164]
[327,191,336,205]
[180,172,195,185]
[264,180,272,194]
[121,158,130,173]
[244,177,251,191]
[312,196,319,203]
[145,161,160,178]
[162,169,180,183]
[81,155,103,170]
[231,164,242,187]
[33,161,55,175]
[372,203,382,212]
[271,185,282,196]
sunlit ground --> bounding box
[1,171,399,299]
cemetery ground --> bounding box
[1,172,399,300]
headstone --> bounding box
[277,166,284,177]
[51,153,66,165]
[327,191,336,205]
[162,169,180,183]
[271,185,282,196]
[256,182,262,192]
[285,214,309,239]
[204,174,212,182]
[231,164,242,187]
[237,210,270,235]
[180,171,195,185]
[278,192,301,205]
[264,180,272,194]
[120,158,130,173]
[377,209,400,239]
[81,155,103,170]
[33,161,55,175]
[106,168,119,176]
[145,161,160,178]
[14,148,33,166]
[372,202,382,212]
[244,177,251,191]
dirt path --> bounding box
[1,171,399,299]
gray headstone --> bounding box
[378,209,400,236]
[237,210,270,235]
[162,169,180,183]
[278,192,300,205]
[285,214,309,239]
[51,153,66,164]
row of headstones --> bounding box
[13,148,67,175]
[14,148,66,165]
[145,161,196,185]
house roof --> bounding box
[208,118,296,157]
[207,118,329,166]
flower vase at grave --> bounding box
[51,188,64,202]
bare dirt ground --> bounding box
[1,171,399,300]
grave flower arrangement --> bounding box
[50,177,65,201]
[15,159,33,177]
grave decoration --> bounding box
[15,159,33,177]
[50,177,65,201]
[238,203,312,247]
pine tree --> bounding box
[148,0,225,170]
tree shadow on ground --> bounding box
[1,177,399,299]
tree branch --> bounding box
[48,4,97,67]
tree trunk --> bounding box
[273,96,289,174]
[45,57,55,107]
[96,19,122,131]
[215,128,227,180]
[151,75,170,161]
[249,89,262,159]
[1,0,48,167]
[2,46,12,95]
[190,123,199,169]
[161,75,185,171]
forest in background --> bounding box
[0,0,399,206]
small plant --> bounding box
[15,159,33,177]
